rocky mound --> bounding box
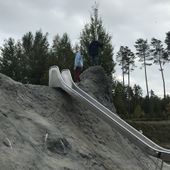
[0,66,169,170]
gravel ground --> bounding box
[0,66,169,170]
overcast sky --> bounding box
[0,0,170,97]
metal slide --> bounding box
[49,66,170,163]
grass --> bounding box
[127,120,170,149]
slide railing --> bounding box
[49,66,170,162]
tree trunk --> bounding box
[122,69,125,86]
[128,69,130,89]
[144,57,149,98]
[122,60,125,86]
[159,60,166,98]
[128,69,130,113]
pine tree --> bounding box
[150,38,169,98]
[0,38,21,81]
[112,81,128,117]
[21,30,49,84]
[15,41,24,82]
[132,84,143,116]
[116,46,126,86]
[135,39,151,98]
[116,46,135,113]
[48,34,60,69]
[165,31,170,53]
[133,84,143,99]
[134,104,145,118]
[123,46,135,89]
[21,32,34,83]
[80,4,114,75]
[51,33,74,73]
[124,46,135,114]
[33,31,49,84]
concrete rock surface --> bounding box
[0,66,169,170]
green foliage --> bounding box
[165,102,170,119]
[116,46,126,86]
[112,81,127,117]
[135,39,151,97]
[51,33,74,74]
[147,90,162,117]
[134,104,145,118]
[80,6,115,75]
[130,85,143,115]
[116,46,135,114]
[21,32,33,83]
[112,79,170,120]
[133,84,143,98]
[22,30,49,85]
[129,121,170,147]
[118,46,135,75]
[0,38,23,82]
[0,31,49,85]
[150,38,166,64]
[135,39,151,65]
[165,31,170,52]
[1,6,170,121]
[150,38,168,98]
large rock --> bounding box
[0,68,169,170]
[79,66,116,112]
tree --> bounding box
[15,41,25,82]
[149,90,162,118]
[165,102,170,119]
[131,84,143,114]
[51,33,74,73]
[116,46,126,86]
[0,38,22,81]
[0,31,50,85]
[112,80,128,117]
[117,46,135,113]
[150,38,169,98]
[80,4,115,75]
[165,31,170,53]
[134,104,145,118]
[123,46,135,90]
[21,32,34,83]
[135,39,151,98]
[22,30,49,84]
[133,84,143,99]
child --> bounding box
[74,50,83,82]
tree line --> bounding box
[114,33,170,119]
[0,31,74,85]
[116,35,170,99]
[0,7,114,85]
[112,81,170,120]
[0,5,170,119]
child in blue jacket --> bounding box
[74,50,83,82]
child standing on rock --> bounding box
[74,50,83,82]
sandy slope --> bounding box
[0,66,169,170]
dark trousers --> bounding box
[91,55,99,65]
[74,67,81,82]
